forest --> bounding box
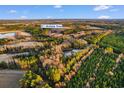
[0,20,124,88]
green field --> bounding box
[100,33,124,53]
[67,48,124,88]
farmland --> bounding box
[0,19,124,88]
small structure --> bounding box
[41,24,63,29]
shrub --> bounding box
[0,61,8,69]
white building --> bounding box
[41,24,63,29]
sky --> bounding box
[0,5,123,19]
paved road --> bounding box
[0,70,25,88]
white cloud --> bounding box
[20,16,27,19]
[9,10,17,13]
[110,9,118,12]
[47,16,52,19]
[94,5,112,11]
[98,15,110,19]
[54,5,62,8]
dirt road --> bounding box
[0,52,29,63]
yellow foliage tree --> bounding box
[105,47,113,53]
[48,68,61,82]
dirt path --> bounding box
[0,30,22,34]
[0,52,29,63]
[0,70,25,88]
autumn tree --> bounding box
[105,47,113,54]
